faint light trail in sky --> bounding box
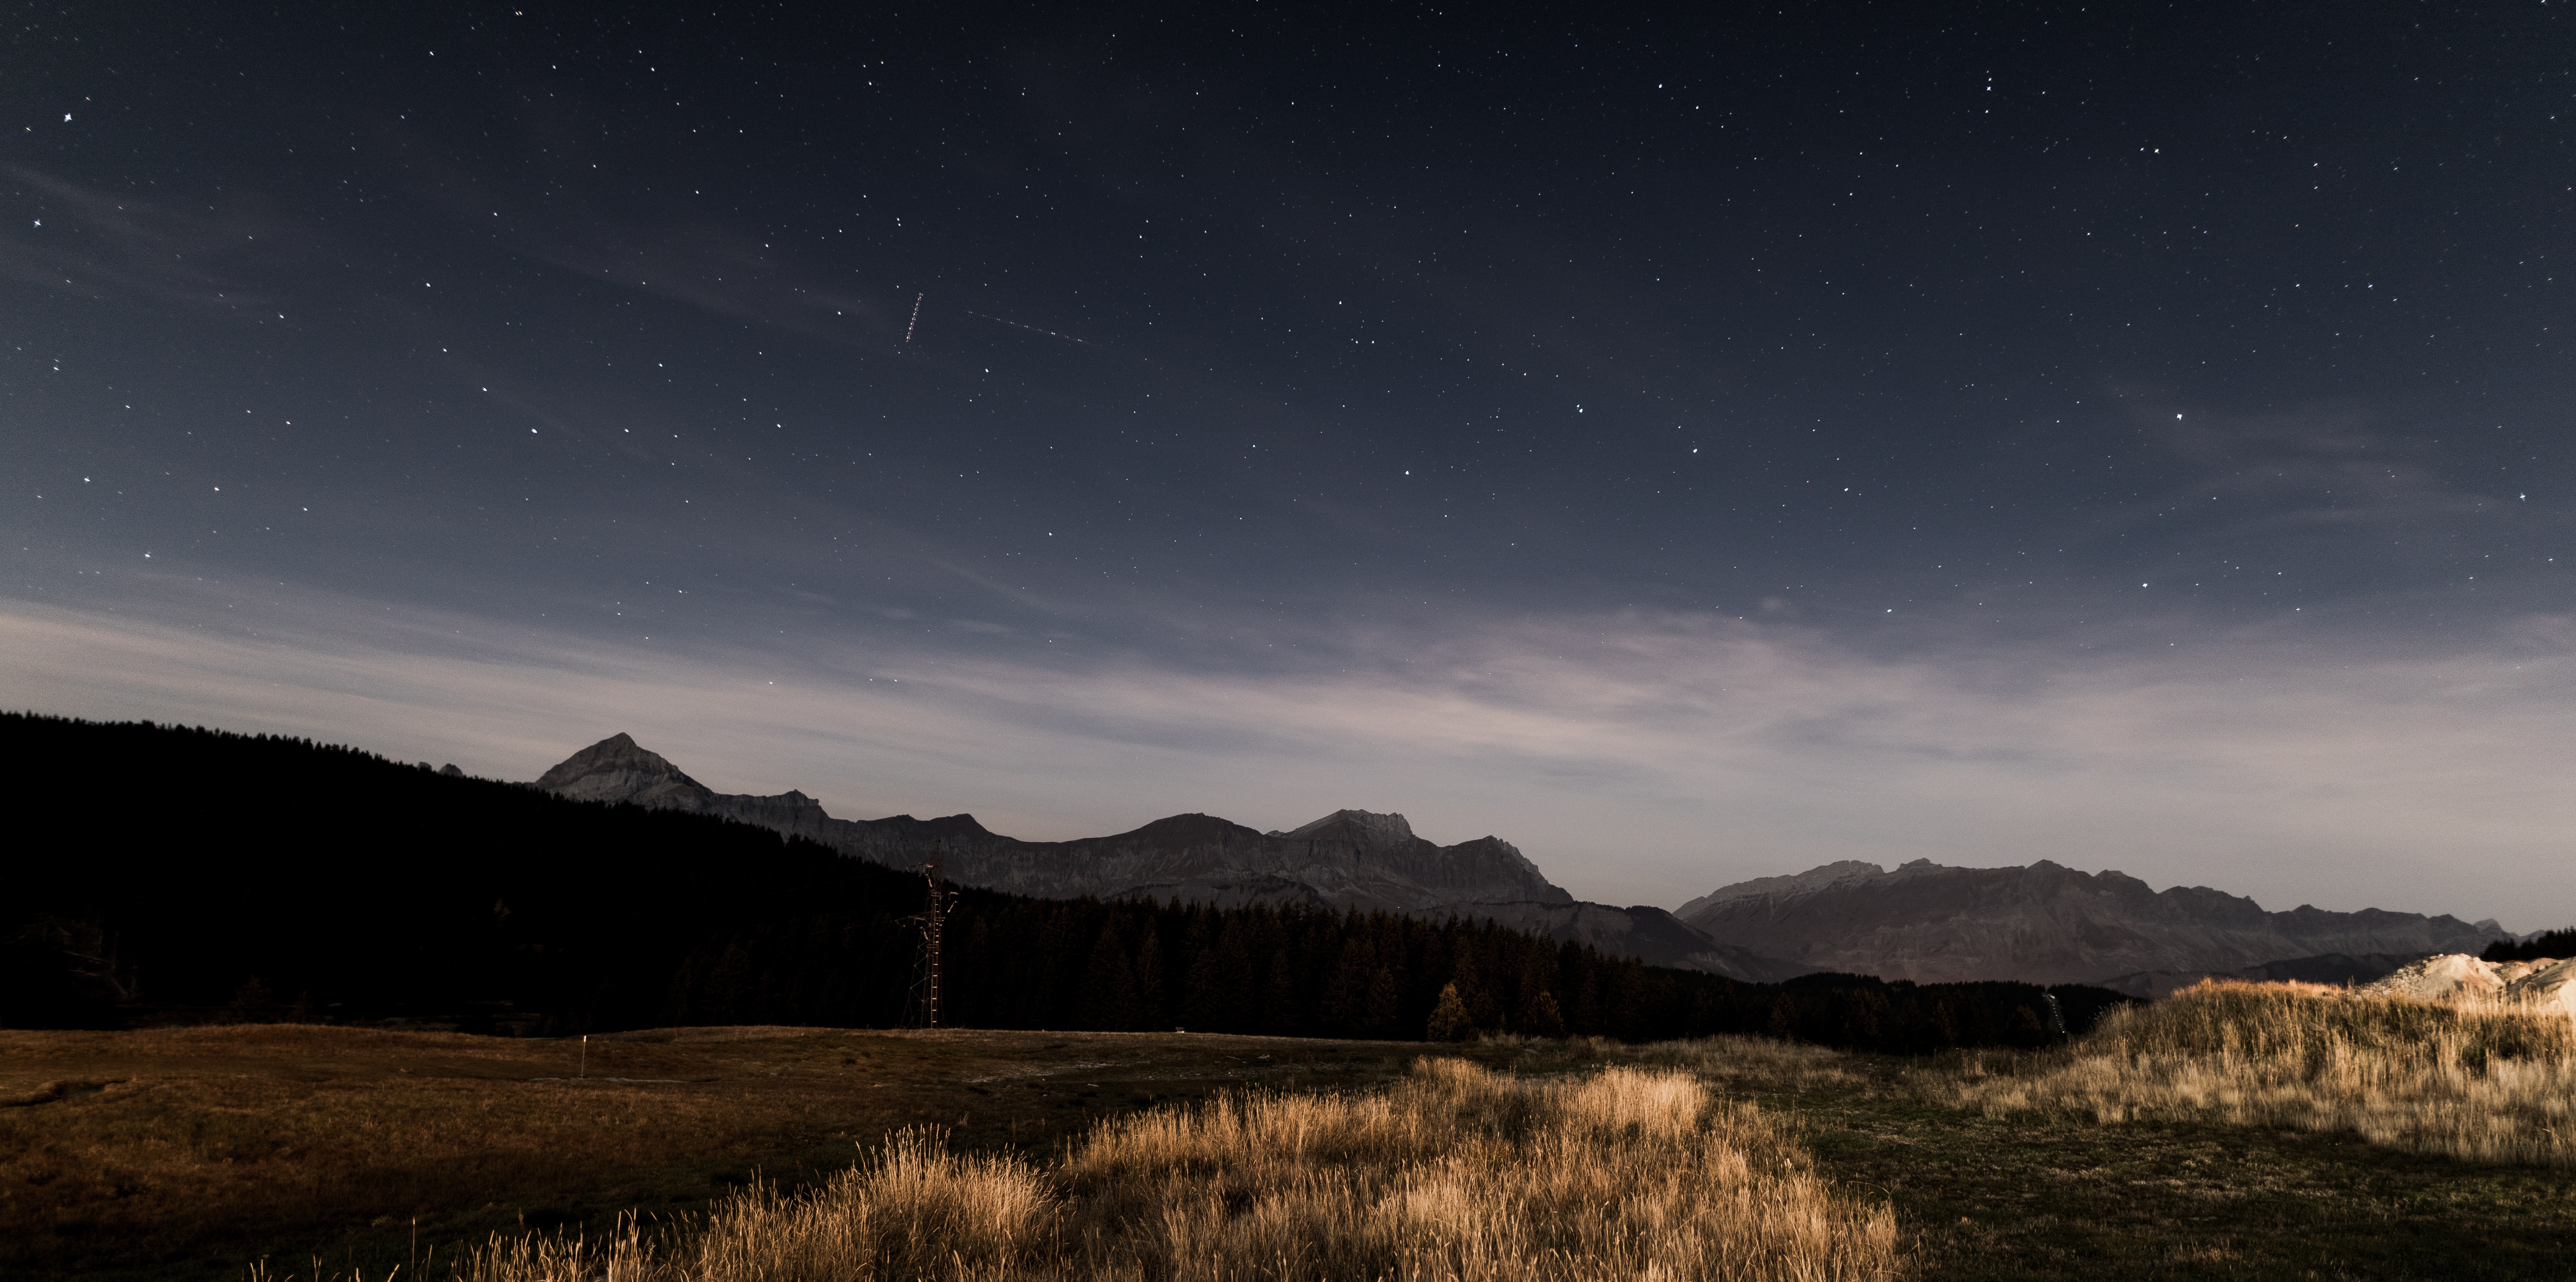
[966,309,1094,346]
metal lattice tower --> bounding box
[905,848,961,1028]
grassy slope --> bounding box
[1794,1057,2576,1281]
[5,1026,2569,1282]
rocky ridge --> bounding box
[534,734,1801,980]
[1677,858,2502,985]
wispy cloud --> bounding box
[0,167,307,320]
[4,582,2566,928]
[2144,400,2531,530]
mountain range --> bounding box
[536,735,2510,989]
[7,714,2145,1049]
[1676,858,2503,985]
[534,734,1800,981]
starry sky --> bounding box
[7,3,2571,925]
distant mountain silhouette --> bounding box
[1677,858,2503,985]
[535,733,1806,981]
[5,713,2114,1050]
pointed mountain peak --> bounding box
[534,733,711,804]
[1272,808,1418,846]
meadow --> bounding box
[7,984,2574,1282]
[427,1056,1895,1282]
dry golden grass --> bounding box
[28,1020,2576,1280]
[391,1057,1897,1282]
[1623,1034,1856,1094]
[1947,980,2576,1166]
[1061,1057,1894,1280]
[0,1022,1413,1280]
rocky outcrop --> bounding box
[1677,858,2502,985]
[2359,953,2575,1014]
[2355,953,2510,1002]
[1675,860,1888,918]
[1261,810,1571,906]
[531,734,1788,977]
[924,810,1565,914]
[2509,958,2576,1018]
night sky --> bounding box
[8,3,2570,924]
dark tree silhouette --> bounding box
[1079,921,1140,1031]
[2484,929,2576,964]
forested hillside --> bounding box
[3,714,2128,1048]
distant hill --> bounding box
[534,733,1804,981]
[5,715,932,1032]
[1677,858,2502,985]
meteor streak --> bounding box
[903,292,923,343]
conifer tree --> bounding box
[1321,937,1376,1033]
[1131,921,1166,1028]
[1425,981,1472,1042]
[1766,993,1798,1040]
[1211,924,1257,1031]
[1523,990,1567,1039]
[1445,934,1496,1027]
[1518,945,1558,1018]
[1262,951,1299,1034]
[1362,965,1403,1037]
[1079,922,1140,1031]
[1178,944,1227,1032]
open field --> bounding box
[7,1019,2574,1280]
[1,1024,1439,1281]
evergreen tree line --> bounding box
[5,713,2129,1052]
[2483,928,2576,964]
[664,897,2135,1053]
